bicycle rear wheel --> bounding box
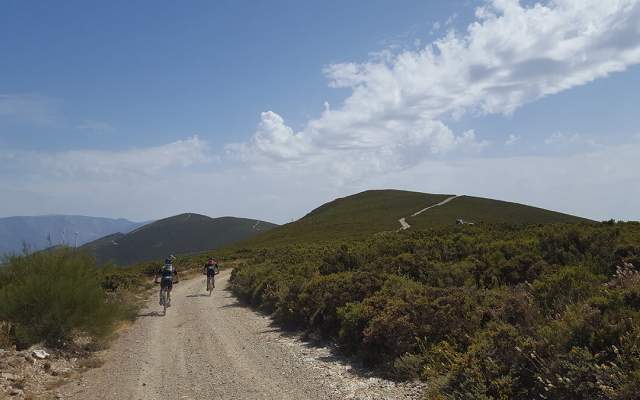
[161,290,168,314]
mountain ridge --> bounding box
[82,213,278,265]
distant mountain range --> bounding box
[0,215,144,256]
[81,213,278,265]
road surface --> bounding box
[60,271,423,400]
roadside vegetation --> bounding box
[0,246,225,363]
[229,221,640,399]
[0,249,142,349]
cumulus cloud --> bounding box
[230,0,640,180]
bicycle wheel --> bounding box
[162,290,168,315]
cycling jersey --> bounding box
[206,264,217,277]
[160,264,176,280]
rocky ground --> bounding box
[0,346,83,399]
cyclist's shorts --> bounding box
[160,277,173,290]
[206,267,216,277]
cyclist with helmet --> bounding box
[202,257,219,291]
[155,254,179,306]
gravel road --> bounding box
[60,271,425,400]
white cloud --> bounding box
[230,0,640,181]
[0,135,209,180]
[505,134,519,145]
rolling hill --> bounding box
[232,189,592,248]
[0,215,144,256]
[82,213,277,265]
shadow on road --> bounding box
[219,300,246,309]
[137,311,164,317]
[185,293,209,298]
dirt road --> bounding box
[60,271,423,400]
[397,194,461,230]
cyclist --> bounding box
[155,254,179,306]
[202,257,219,291]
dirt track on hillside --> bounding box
[59,271,424,400]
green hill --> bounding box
[408,195,591,229]
[82,213,277,265]
[233,189,591,249]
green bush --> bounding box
[532,266,603,313]
[298,271,386,337]
[0,249,125,348]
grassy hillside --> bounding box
[235,190,452,248]
[409,195,590,229]
[233,190,591,249]
[83,213,277,265]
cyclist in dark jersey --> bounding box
[203,257,219,290]
[155,255,179,306]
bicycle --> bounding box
[206,275,215,296]
[157,278,178,315]
[204,264,220,296]
[160,285,170,314]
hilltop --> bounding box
[82,213,277,265]
[232,189,591,248]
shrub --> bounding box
[0,249,124,348]
[532,266,603,313]
[298,271,386,336]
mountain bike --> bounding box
[206,275,215,296]
[160,286,170,314]
[205,264,220,296]
[157,278,178,315]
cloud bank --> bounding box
[230,0,640,179]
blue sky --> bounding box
[1,0,471,150]
[1,0,640,222]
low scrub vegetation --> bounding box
[0,249,136,349]
[230,222,640,399]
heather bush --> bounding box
[229,222,640,398]
[0,249,126,348]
